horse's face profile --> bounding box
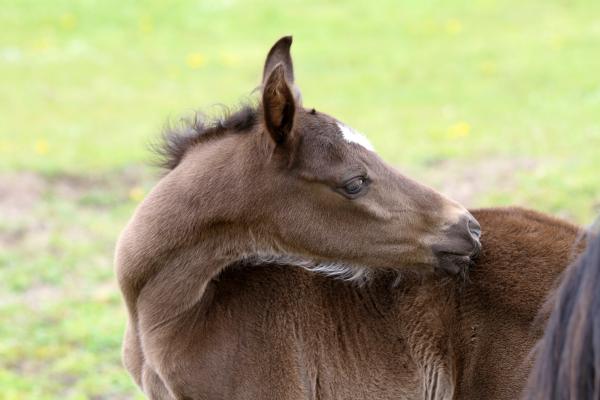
[160,36,481,276]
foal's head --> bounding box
[159,36,481,277]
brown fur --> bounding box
[117,207,581,399]
[115,37,582,399]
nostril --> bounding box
[468,218,482,240]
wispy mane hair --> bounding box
[151,103,258,170]
[525,230,600,400]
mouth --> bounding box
[433,239,481,275]
[431,211,482,275]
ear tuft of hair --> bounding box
[262,63,296,144]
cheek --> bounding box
[276,180,377,234]
[351,186,401,222]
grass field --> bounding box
[1,0,599,398]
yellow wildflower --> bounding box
[446,19,463,35]
[34,139,49,155]
[479,61,497,76]
[59,13,76,30]
[33,37,52,52]
[448,122,471,139]
[129,186,145,202]
[186,52,205,69]
[138,15,153,34]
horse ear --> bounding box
[262,36,302,102]
[262,63,296,145]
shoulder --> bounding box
[465,207,583,317]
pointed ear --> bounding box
[262,35,302,102]
[262,63,296,145]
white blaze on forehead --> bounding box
[336,122,375,152]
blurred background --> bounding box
[1,0,599,398]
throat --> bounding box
[238,252,372,284]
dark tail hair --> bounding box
[525,230,600,399]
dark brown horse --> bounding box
[115,37,581,399]
[525,229,599,399]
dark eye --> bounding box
[342,176,368,197]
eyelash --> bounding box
[339,176,369,198]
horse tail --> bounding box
[525,224,600,399]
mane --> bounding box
[152,103,259,170]
[525,229,600,399]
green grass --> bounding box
[1,0,599,398]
